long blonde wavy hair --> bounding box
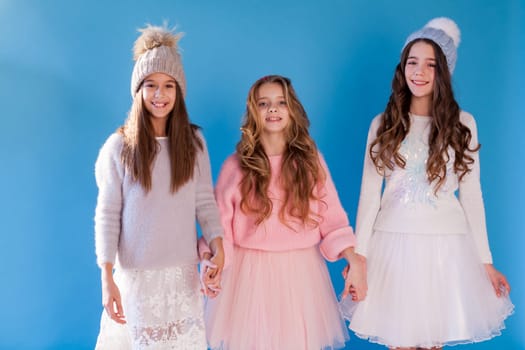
[236,75,325,227]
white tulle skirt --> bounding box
[341,230,514,349]
[205,245,349,350]
[95,264,207,350]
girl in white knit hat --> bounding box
[93,24,224,349]
[341,17,514,349]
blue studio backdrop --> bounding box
[0,0,523,349]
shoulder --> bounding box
[370,113,383,131]
[459,110,477,131]
[371,113,383,125]
[193,127,207,148]
[104,132,124,147]
[98,133,123,158]
[220,153,241,174]
[216,153,242,189]
[95,133,124,175]
[364,113,383,140]
[316,150,328,169]
[194,127,205,141]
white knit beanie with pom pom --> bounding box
[403,17,461,74]
[130,24,186,98]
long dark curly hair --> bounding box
[370,38,479,192]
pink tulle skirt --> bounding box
[205,245,349,350]
[341,230,514,349]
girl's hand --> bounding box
[341,249,367,302]
[484,264,511,297]
[209,237,225,274]
[101,272,126,324]
[200,257,221,298]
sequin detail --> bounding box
[382,121,456,210]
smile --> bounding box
[152,102,168,108]
[266,116,282,121]
[411,79,429,86]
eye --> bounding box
[428,63,436,68]
[406,60,417,66]
[279,100,287,106]
[166,83,175,89]
[257,101,268,108]
[144,82,156,88]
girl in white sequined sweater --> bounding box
[342,18,513,350]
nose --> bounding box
[268,104,278,113]
[154,87,164,97]
[413,64,425,76]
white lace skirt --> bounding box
[95,264,207,350]
[341,230,514,349]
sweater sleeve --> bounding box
[195,132,224,244]
[458,112,493,263]
[211,155,238,269]
[354,116,384,257]
[317,153,357,262]
[94,134,124,267]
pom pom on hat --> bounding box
[425,17,461,48]
[403,17,461,74]
[133,25,183,60]
[130,23,186,97]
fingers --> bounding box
[206,270,222,293]
[489,270,511,298]
[200,259,222,297]
[497,273,510,293]
[342,273,357,300]
[341,285,359,301]
[114,299,126,324]
[200,259,218,283]
[341,262,367,302]
[341,264,350,279]
[497,275,511,297]
[201,260,218,275]
[104,298,126,324]
[204,285,221,298]
[492,279,502,297]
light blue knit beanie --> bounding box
[403,17,461,74]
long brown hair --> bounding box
[371,38,479,191]
[236,75,325,226]
[119,82,202,192]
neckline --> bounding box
[268,154,283,162]
[409,112,431,121]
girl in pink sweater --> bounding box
[202,75,366,349]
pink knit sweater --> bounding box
[207,152,356,263]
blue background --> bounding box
[0,0,523,349]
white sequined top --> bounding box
[355,111,493,263]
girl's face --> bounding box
[405,41,436,102]
[142,72,177,120]
[255,82,290,137]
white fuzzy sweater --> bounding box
[94,131,223,269]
